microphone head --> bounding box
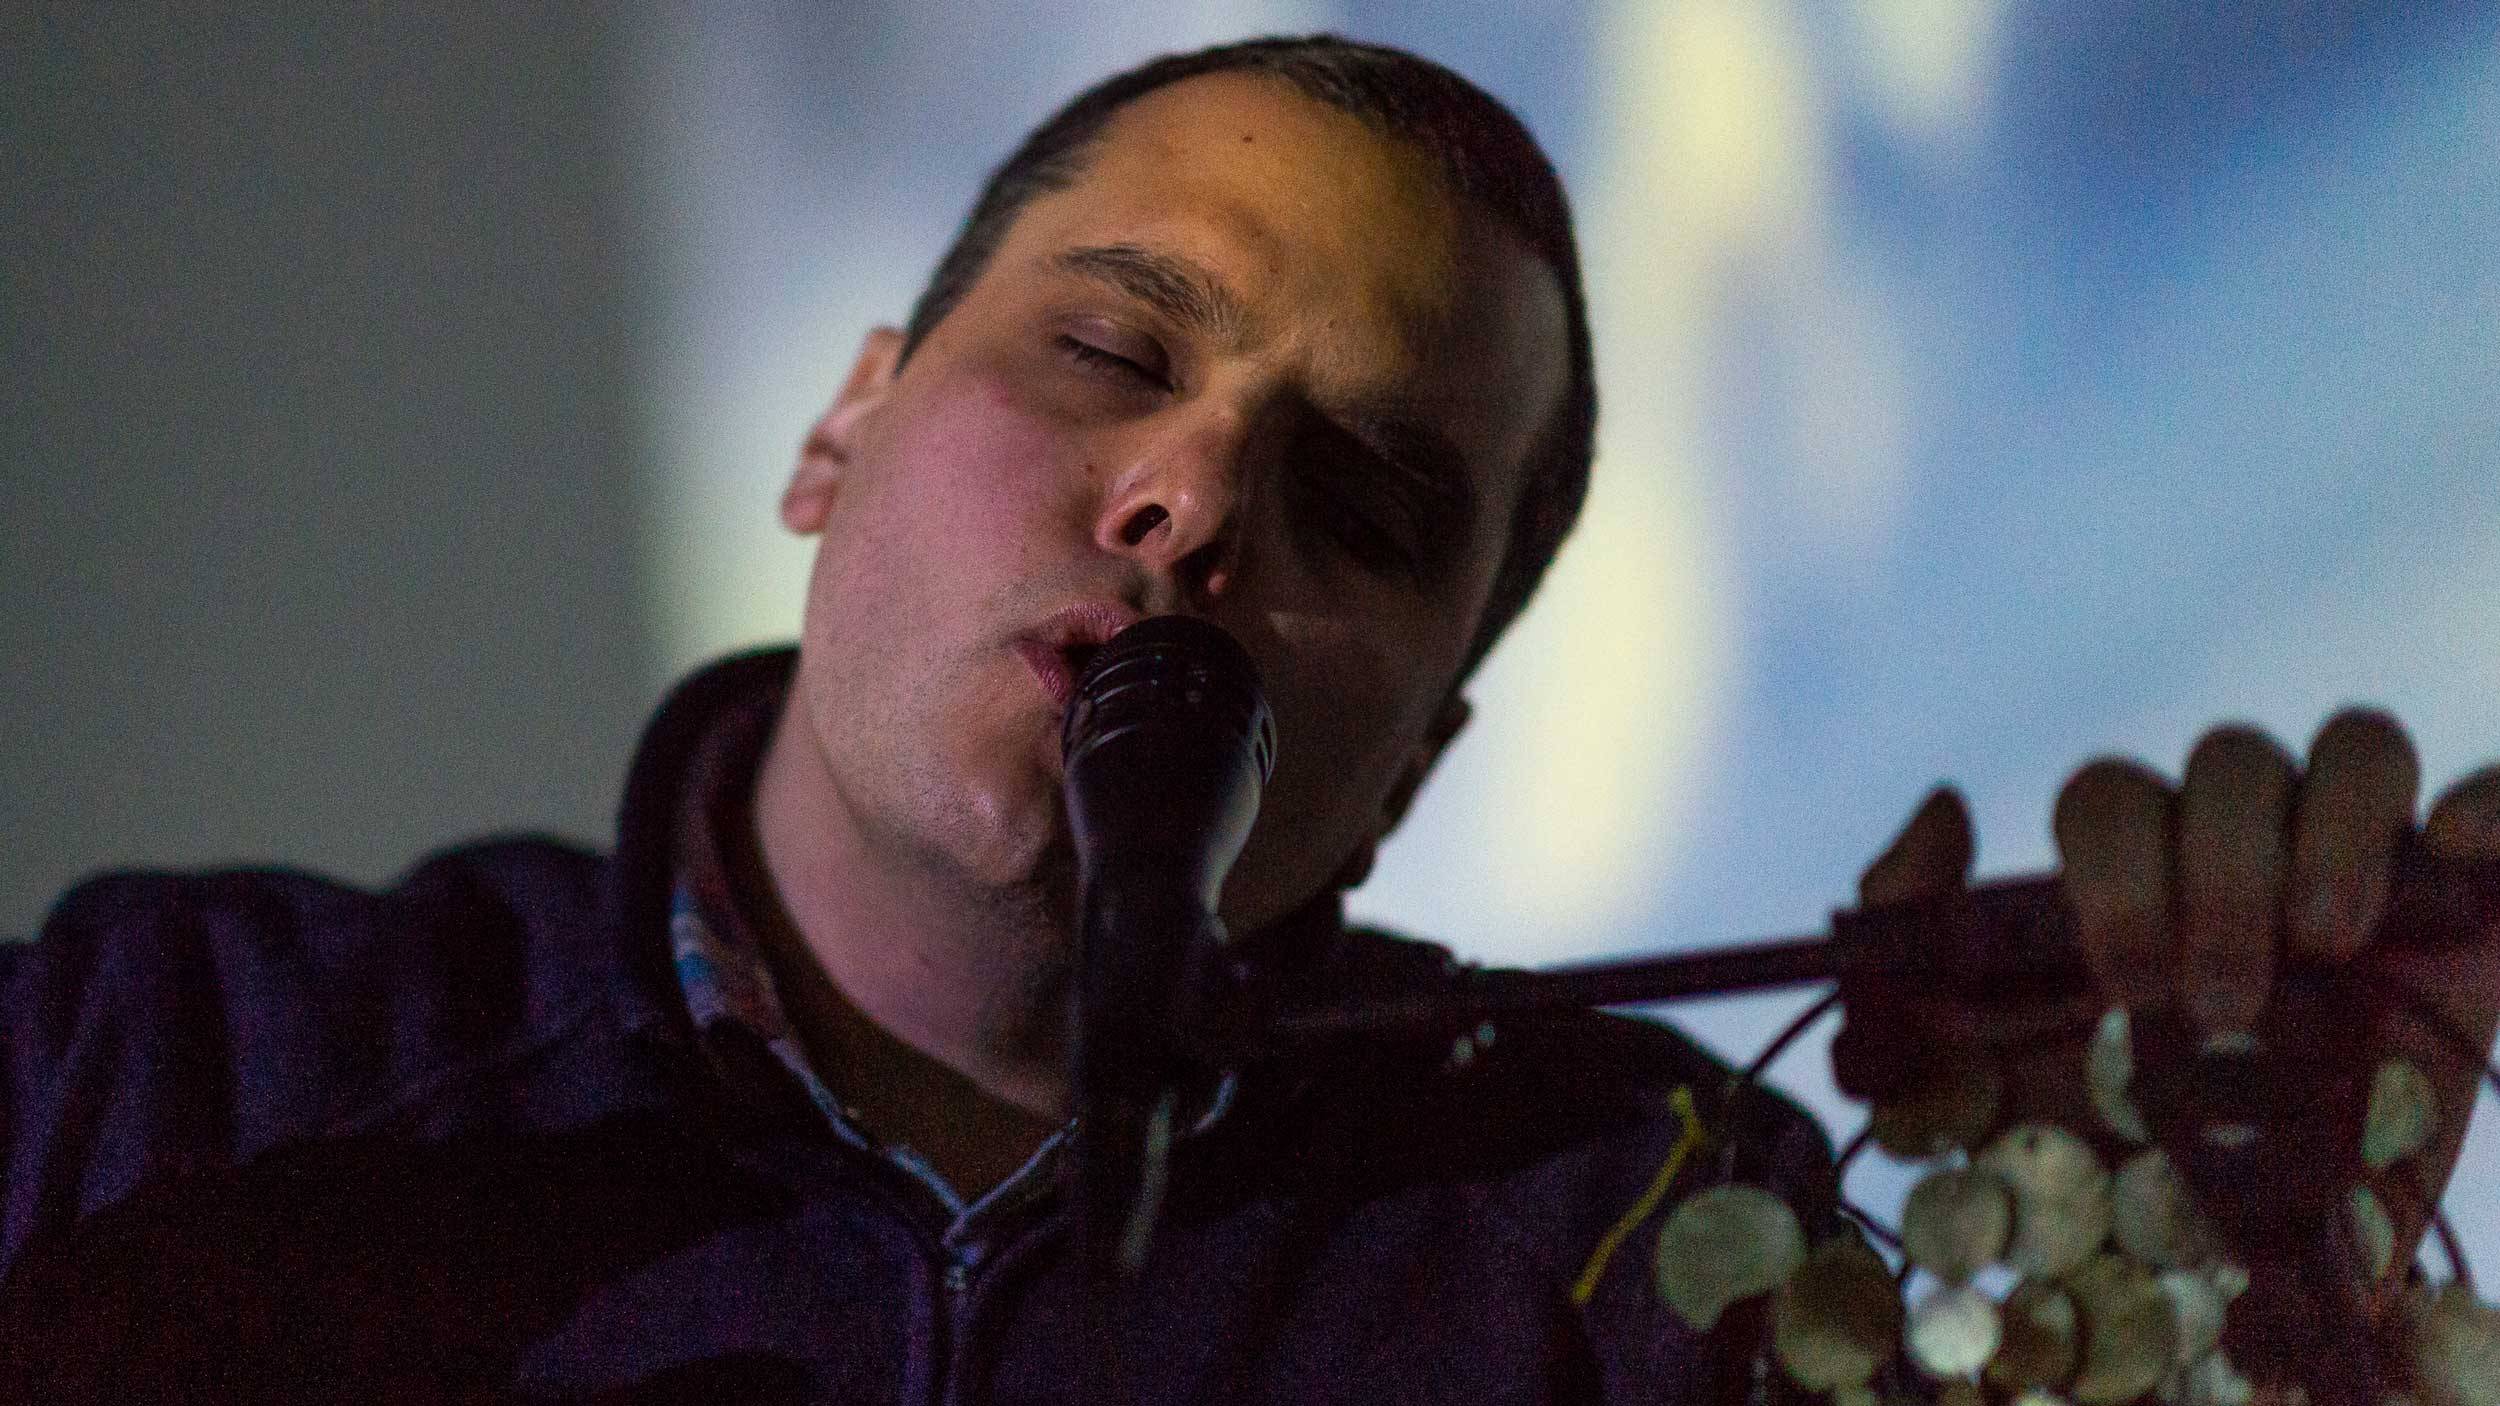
[1060,615,1276,910]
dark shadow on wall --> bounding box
[1,5,657,935]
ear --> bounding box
[1328,693,1473,893]
[781,326,905,535]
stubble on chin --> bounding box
[852,730,1087,1058]
[955,822,1082,1063]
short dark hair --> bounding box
[900,35,1594,682]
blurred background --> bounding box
[8,1,2498,1270]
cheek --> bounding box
[1255,616,1458,834]
[815,375,1086,606]
[883,376,1079,536]
[1221,644,1440,928]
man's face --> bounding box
[778,72,1570,936]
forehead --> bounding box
[990,72,1570,549]
[1062,74,1470,326]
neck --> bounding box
[747,697,1072,1133]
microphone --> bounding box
[1061,615,1277,1284]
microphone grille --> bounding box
[1062,616,1275,782]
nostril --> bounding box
[1118,504,1169,547]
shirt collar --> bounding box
[652,652,1311,1173]
[662,665,795,1047]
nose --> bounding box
[1091,408,1251,598]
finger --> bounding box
[2371,766,2500,1297]
[2054,758,2176,1011]
[1858,786,1974,907]
[2176,725,2298,1039]
[1842,790,1975,1107]
[2287,709,2419,965]
[2425,763,2500,860]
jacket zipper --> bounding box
[931,1241,980,1406]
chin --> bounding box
[923,767,1077,898]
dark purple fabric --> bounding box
[0,649,1838,1403]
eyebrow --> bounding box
[1056,244,1248,344]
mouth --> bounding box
[1016,601,1141,713]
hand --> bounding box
[2055,713,2500,1299]
[2049,712,2499,1048]
[1842,710,2500,1298]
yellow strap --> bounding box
[1569,1084,1708,1306]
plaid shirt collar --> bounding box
[658,660,1270,1223]
[658,674,1054,1221]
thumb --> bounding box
[1833,786,1978,1110]
[1859,786,1975,907]
[2424,763,2500,861]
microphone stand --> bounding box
[1185,926,1847,1061]
[1180,872,2076,1064]
[1184,847,2497,1064]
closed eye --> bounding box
[1057,335,1169,392]
[1284,418,1467,585]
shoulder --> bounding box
[28,836,612,1036]
[4,839,630,1208]
[36,833,605,944]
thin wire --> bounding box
[1732,988,1844,1095]
[1834,1125,1872,1176]
[2392,984,2500,1103]
[1828,1126,1904,1254]
[2381,984,2500,1292]
[2433,1209,2474,1293]
[1712,987,1851,1215]
[1839,1198,1903,1251]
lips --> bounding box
[1017,601,1141,711]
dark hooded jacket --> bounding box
[0,650,1837,1404]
